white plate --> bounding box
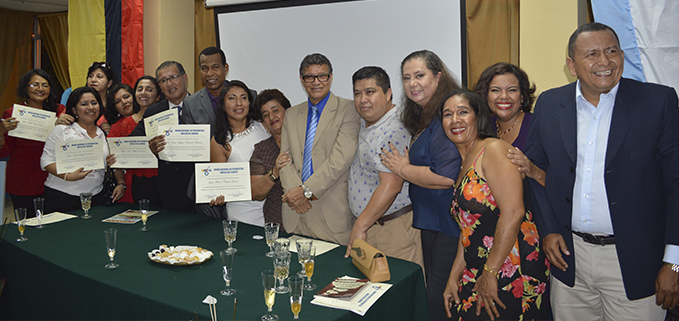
[147,245,213,265]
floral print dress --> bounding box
[451,148,549,320]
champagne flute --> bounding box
[261,270,279,321]
[220,249,236,296]
[303,246,317,291]
[222,220,238,253]
[33,197,45,229]
[104,229,119,269]
[295,238,312,271]
[79,192,93,219]
[138,199,150,231]
[264,222,279,257]
[14,208,28,242]
[273,251,291,294]
[288,275,304,320]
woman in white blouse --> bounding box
[210,80,270,226]
[41,87,125,214]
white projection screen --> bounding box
[214,0,466,105]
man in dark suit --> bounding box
[524,22,679,320]
[130,61,193,213]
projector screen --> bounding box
[215,0,466,106]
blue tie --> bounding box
[302,105,318,182]
[173,106,182,123]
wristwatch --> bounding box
[117,182,127,189]
[665,262,679,273]
[267,170,279,183]
[301,184,313,199]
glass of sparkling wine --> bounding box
[79,192,93,219]
[33,197,45,229]
[261,270,279,321]
[288,275,304,320]
[104,228,119,269]
[14,208,28,242]
[295,238,312,270]
[273,251,291,294]
[303,246,317,291]
[222,220,238,253]
[220,249,236,296]
[264,222,280,257]
[138,199,150,231]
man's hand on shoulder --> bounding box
[656,264,679,310]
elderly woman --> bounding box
[248,89,292,231]
[210,80,270,225]
[0,69,66,215]
[41,87,125,214]
[441,89,548,321]
[380,50,461,321]
[472,63,545,186]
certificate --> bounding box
[158,124,210,162]
[55,139,106,174]
[143,108,178,137]
[194,162,251,204]
[107,137,158,169]
[8,104,56,142]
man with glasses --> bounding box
[279,53,360,245]
[130,61,194,213]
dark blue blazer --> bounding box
[524,78,679,300]
[130,100,194,212]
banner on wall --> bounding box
[592,0,679,90]
[69,0,144,89]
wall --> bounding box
[520,0,589,97]
[143,0,194,90]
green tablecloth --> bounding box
[0,204,428,320]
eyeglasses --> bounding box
[28,83,50,89]
[302,73,330,83]
[158,73,184,86]
[90,62,111,69]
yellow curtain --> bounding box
[194,0,216,93]
[0,9,34,114]
[38,12,70,90]
[465,0,519,88]
[68,0,106,89]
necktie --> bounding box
[173,105,182,123]
[301,105,318,182]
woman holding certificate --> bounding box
[210,80,269,226]
[40,87,126,214]
[0,69,66,215]
[107,77,164,205]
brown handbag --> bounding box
[349,239,390,283]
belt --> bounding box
[573,231,615,245]
[376,205,412,226]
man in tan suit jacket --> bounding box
[280,53,360,245]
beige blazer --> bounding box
[280,92,360,244]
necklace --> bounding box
[496,111,523,140]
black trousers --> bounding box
[43,186,106,215]
[131,176,162,207]
[421,229,458,321]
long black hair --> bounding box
[65,87,104,120]
[104,83,134,125]
[214,80,260,150]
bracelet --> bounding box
[483,264,499,279]
[64,173,69,181]
[665,262,679,273]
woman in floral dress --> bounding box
[441,89,548,321]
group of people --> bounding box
[1,22,678,321]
